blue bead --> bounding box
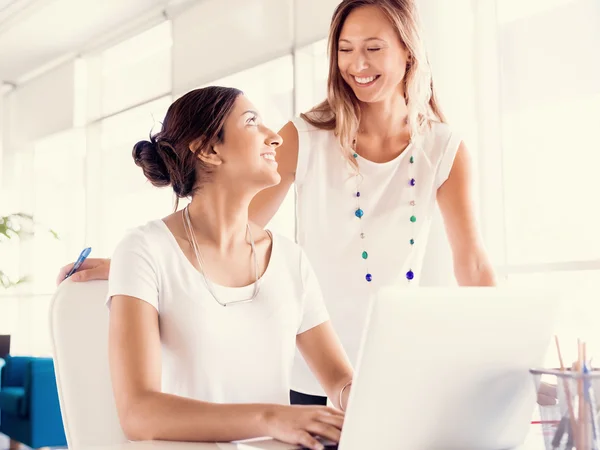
[410,178,416,186]
[366,273,373,282]
[406,270,414,280]
[355,208,364,218]
[410,239,415,245]
[356,192,361,197]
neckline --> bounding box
[354,141,414,171]
[156,219,275,291]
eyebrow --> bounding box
[339,37,386,44]
[241,110,258,117]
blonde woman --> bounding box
[250,0,497,405]
[58,0,495,407]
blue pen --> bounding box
[64,247,92,279]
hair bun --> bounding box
[132,138,172,187]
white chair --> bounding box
[49,279,127,448]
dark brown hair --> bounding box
[133,86,243,208]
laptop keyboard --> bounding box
[300,446,338,450]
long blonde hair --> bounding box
[301,0,446,168]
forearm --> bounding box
[327,378,353,411]
[122,391,273,442]
[296,323,353,410]
[453,255,497,286]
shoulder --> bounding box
[290,113,335,137]
[267,232,318,294]
[423,120,457,147]
[112,220,166,259]
[290,114,337,184]
[421,120,462,158]
[421,121,466,188]
[269,231,303,260]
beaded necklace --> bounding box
[352,141,417,284]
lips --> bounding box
[261,152,277,162]
[352,74,380,87]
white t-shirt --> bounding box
[291,117,462,396]
[107,219,329,405]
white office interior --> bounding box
[0,0,599,447]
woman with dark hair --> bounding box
[104,86,351,450]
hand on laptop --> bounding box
[262,405,344,450]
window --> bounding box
[100,22,172,117]
[498,0,600,265]
[97,96,174,255]
[495,0,600,367]
[507,270,600,366]
[32,129,87,294]
[204,55,294,138]
[0,129,88,357]
[294,39,328,115]
[83,22,176,256]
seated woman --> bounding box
[105,86,352,450]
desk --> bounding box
[71,427,548,450]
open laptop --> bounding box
[239,286,560,450]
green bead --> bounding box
[410,215,417,223]
[353,153,358,158]
[410,156,414,164]
[410,239,415,245]
[362,251,368,259]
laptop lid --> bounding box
[338,286,559,450]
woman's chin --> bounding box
[254,171,282,192]
[268,172,282,187]
[353,89,384,104]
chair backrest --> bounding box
[49,279,127,448]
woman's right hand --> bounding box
[262,405,344,450]
[56,258,111,285]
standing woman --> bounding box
[57,0,495,407]
[248,0,496,405]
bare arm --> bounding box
[249,121,299,227]
[437,142,497,286]
[109,295,270,442]
[109,296,343,449]
[296,322,354,410]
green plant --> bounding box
[0,213,59,289]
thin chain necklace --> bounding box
[182,205,261,306]
[352,141,417,284]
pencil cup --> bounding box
[530,368,600,450]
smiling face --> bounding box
[210,95,283,191]
[336,5,410,104]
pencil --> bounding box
[555,336,579,449]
